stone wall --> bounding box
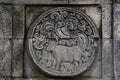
[0,0,119,80]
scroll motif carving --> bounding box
[28,7,99,76]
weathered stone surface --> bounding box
[82,43,102,78]
[18,78,103,80]
[13,5,25,38]
[0,0,11,3]
[0,78,104,80]
[0,39,11,77]
[12,39,23,77]
[114,39,120,80]
[0,5,12,38]
[12,0,68,4]
[114,5,120,80]
[0,78,11,80]
[69,0,112,4]
[26,6,101,38]
[13,78,24,80]
[114,4,120,40]
[27,7,100,77]
[102,39,113,80]
[115,0,120,3]
[24,45,45,78]
[102,5,112,39]
[25,6,101,78]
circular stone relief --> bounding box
[27,7,99,76]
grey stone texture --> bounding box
[0,0,118,80]
[114,4,120,40]
[0,0,112,4]
[0,5,12,38]
[12,5,25,39]
[116,0,120,3]
[24,44,45,78]
[0,0,11,3]
[25,5,102,78]
[114,4,120,80]
[0,39,11,77]
[0,78,11,80]
[4,78,103,80]
[26,6,101,38]
[12,0,68,4]
[102,5,112,39]
[12,39,24,77]
[102,39,114,80]
[69,0,112,4]
[114,40,120,80]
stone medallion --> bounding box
[27,7,99,76]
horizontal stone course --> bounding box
[13,0,68,4]
[0,0,113,4]
[69,0,112,4]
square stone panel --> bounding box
[0,39,11,77]
[25,5,102,78]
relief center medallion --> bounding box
[27,7,99,76]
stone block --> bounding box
[82,39,101,78]
[24,6,101,78]
[0,0,11,3]
[114,39,120,80]
[12,0,68,4]
[0,5,12,38]
[12,5,25,39]
[18,78,103,80]
[0,39,11,77]
[69,0,112,4]
[114,4,120,40]
[102,5,112,39]
[24,39,44,78]
[12,39,24,77]
[102,39,114,80]
[0,78,11,80]
[13,78,24,80]
[115,0,120,3]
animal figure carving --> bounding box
[45,33,88,72]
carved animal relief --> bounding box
[27,7,99,76]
